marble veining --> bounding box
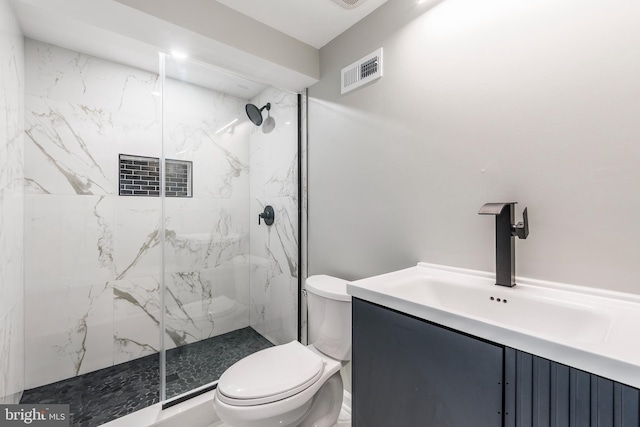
[113,276,161,364]
[25,97,116,195]
[249,88,299,345]
[23,43,300,405]
[0,0,25,404]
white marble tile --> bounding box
[249,272,297,346]
[0,0,24,404]
[249,197,298,345]
[165,258,249,348]
[164,265,250,349]
[24,194,116,290]
[25,95,117,195]
[0,9,24,195]
[249,88,298,199]
[0,304,24,404]
[25,39,160,118]
[164,271,209,347]
[113,196,162,280]
[0,189,24,318]
[113,112,162,161]
[0,103,24,193]
[247,87,300,347]
[163,198,249,274]
[25,282,114,389]
[164,78,244,124]
[163,118,250,199]
[113,275,161,364]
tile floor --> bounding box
[21,327,273,427]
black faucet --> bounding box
[478,203,529,287]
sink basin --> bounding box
[384,275,611,343]
[347,262,640,389]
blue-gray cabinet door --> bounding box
[353,299,503,427]
[504,348,640,427]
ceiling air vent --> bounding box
[332,0,368,9]
[341,48,383,95]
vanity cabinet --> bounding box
[352,298,504,426]
[353,298,640,427]
[504,350,640,427]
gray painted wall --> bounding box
[308,0,640,294]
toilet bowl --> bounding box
[213,275,351,427]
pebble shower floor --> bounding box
[20,327,273,427]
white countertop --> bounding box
[347,263,640,389]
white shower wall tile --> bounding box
[113,112,161,160]
[25,96,117,195]
[25,39,160,117]
[113,275,161,364]
[0,189,23,317]
[249,267,298,345]
[163,118,250,199]
[249,195,299,346]
[0,90,24,193]
[164,266,250,350]
[0,0,24,404]
[113,196,162,280]
[249,89,298,199]
[164,78,244,123]
[0,304,24,404]
[248,87,299,347]
[163,197,249,274]
[162,79,250,201]
[25,282,114,389]
[24,194,116,290]
[24,39,160,198]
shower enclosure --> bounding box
[21,40,301,424]
[159,54,301,402]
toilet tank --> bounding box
[306,275,352,361]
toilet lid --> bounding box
[217,341,324,406]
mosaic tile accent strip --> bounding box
[20,327,273,427]
[119,154,160,197]
[119,155,192,198]
[165,159,192,198]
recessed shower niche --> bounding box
[21,41,302,424]
[118,154,192,197]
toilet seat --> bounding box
[217,341,325,406]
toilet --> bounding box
[213,275,351,427]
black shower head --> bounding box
[245,102,271,126]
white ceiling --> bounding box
[216,0,388,49]
[9,0,387,96]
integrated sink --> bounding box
[383,275,611,343]
[348,262,640,389]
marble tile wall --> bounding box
[0,0,25,405]
[162,73,252,352]
[23,41,254,389]
[248,88,299,345]
[24,38,163,388]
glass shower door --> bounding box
[159,54,300,401]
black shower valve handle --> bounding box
[258,205,275,226]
